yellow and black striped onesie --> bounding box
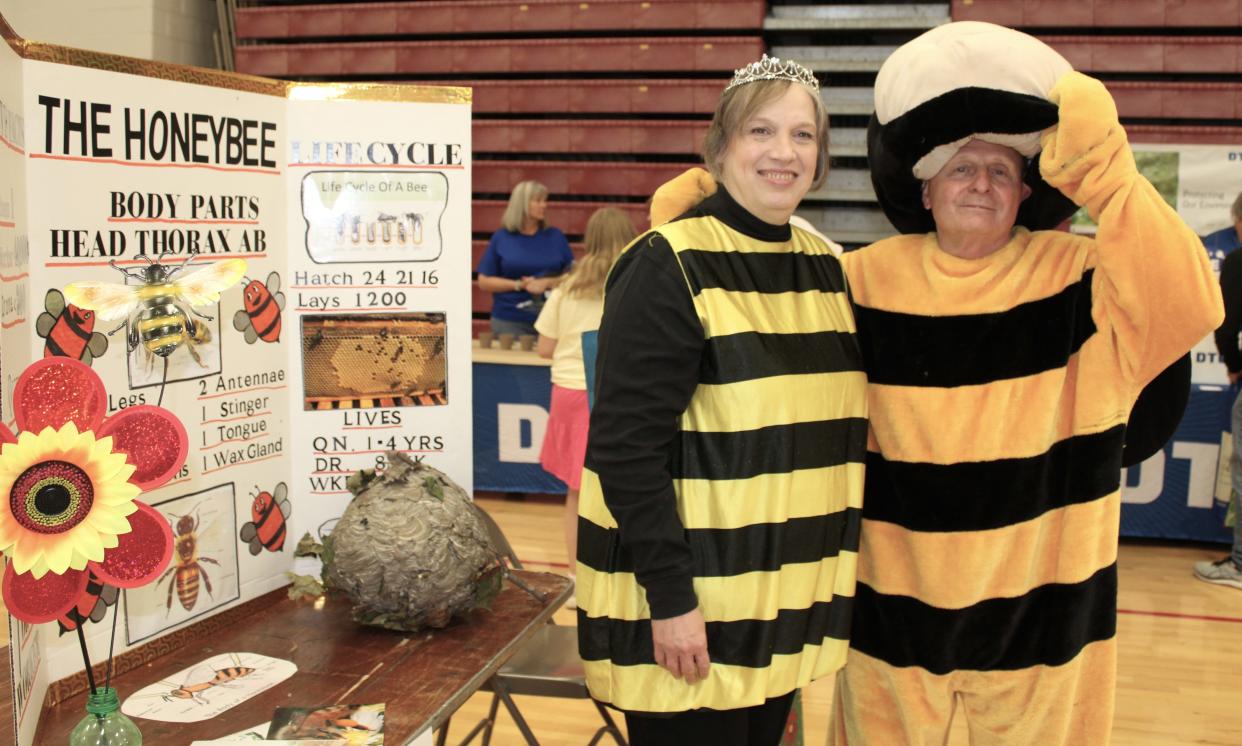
[832,73,1223,744]
[577,188,868,713]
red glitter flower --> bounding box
[0,358,186,623]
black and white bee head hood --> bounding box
[868,21,1078,234]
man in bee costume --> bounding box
[833,22,1222,744]
[651,20,1223,745]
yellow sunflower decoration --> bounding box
[0,422,139,578]
[0,357,187,624]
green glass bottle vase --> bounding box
[68,687,141,746]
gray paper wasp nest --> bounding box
[327,451,502,631]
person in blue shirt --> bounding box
[1202,192,1242,273]
[476,180,575,336]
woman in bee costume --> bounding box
[576,55,866,744]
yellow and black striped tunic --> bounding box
[577,188,868,713]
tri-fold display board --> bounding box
[0,14,471,744]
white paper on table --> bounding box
[195,720,271,742]
[121,652,297,723]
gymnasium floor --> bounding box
[445,495,1242,746]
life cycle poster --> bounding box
[284,85,473,541]
[0,23,472,744]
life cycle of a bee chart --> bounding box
[0,19,472,746]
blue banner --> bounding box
[473,361,1238,541]
[1121,385,1233,542]
[473,361,566,494]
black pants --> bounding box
[623,691,796,746]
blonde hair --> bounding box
[1232,191,1242,223]
[501,180,549,232]
[701,79,830,191]
[561,208,638,299]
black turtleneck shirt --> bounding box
[584,187,795,620]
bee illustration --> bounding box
[64,254,246,368]
[232,271,285,344]
[239,482,290,555]
[56,570,118,634]
[156,654,255,704]
[158,508,221,613]
[36,289,109,365]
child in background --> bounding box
[535,207,638,605]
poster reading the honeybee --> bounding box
[19,50,293,687]
[124,483,241,644]
[121,651,296,723]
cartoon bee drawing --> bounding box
[232,271,285,344]
[158,508,221,613]
[56,570,118,634]
[36,289,109,365]
[64,254,246,368]
[239,482,290,555]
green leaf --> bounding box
[286,572,324,600]
[472,565,505,610]
[423,476,444,500]
[319,534,335,587]
[294,532,323,558]
[346,468,378,495]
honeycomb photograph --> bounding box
[300,312,447,411]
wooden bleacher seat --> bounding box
[1126,124,1242,145]
[474,200,649,236]
[235,36,763,77]
[443,79,725,115]
[474,120,708,156]
[1106,82,1242,120]
[473,161,700,197]
[1039,35,1242,74]
[952,0,1242,28]
[236,0,765,40]
[765,4,949,31]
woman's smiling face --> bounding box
[720,84,819,225]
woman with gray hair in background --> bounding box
[575,55,866,745]
[475,179,574,336]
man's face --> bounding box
[921,139,1032,258]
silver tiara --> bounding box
[724,54,820,93]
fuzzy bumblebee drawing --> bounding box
[64,255,246,368]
